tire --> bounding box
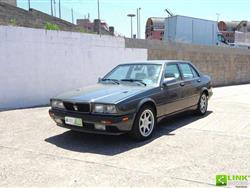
[129,105,156,141]
[196,92,208,115]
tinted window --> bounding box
[164,64,181,80]
[106,66,130,80]
[104,64,162,86]
[190,66,199,77]
[179,64,195,79]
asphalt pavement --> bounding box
[0,84,250,187]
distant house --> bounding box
[218,21,250,43]
[76,19,114,36]
[145,17,165,40]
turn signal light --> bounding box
[122,117,129,121]
[101,120,112,125]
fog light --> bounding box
[94,124,106,131]
[54,118,62,124]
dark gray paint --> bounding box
[52,61,212,118]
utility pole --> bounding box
[50,0,53,16]
[28,0,30,10]
[97,0,101,35]
[139,8,141,38]
[71,8,74,24]
[216,13,220,22]
[127,14,136,38]
[58,0,61,19]
[136,9,139,38]
[54,0,56,17]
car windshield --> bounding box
[103,64,162,86]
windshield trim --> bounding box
[102,63,164,87]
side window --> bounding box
[179,64,195,79]
[190,66,199,78]
[164,64,181,81]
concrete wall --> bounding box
[126,38,250,86]
[0,26,147,110]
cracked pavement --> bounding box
[0,84,250,187]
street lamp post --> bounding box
[127,14,136,38]
[97,0,101,35]
[136,8,141,39]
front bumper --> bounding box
[49,108,136,135]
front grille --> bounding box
[63,102,90,113]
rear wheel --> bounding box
[129,105,156,140]
[196,92,208,115]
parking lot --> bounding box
[0,84,250,187]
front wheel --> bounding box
[129,105,156,140]
[196,92,208,115]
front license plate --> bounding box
[65,117,83,127]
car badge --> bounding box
[73,105,78,111]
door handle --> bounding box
[180,82,185,87]
[197,79,201,82]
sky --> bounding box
[17,0,250,38]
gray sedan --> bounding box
[49,60,212,140]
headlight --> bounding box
[51,100,65,109]
[93,104,117,114]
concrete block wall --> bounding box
[126,38,250,86]
[0,26,147,110]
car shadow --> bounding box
[45,111,212,156]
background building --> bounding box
[218,21,250,43]
[76,19,115,35]
[145,17,165,40]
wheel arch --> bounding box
[136,98,157,116]
[201,87,209,96]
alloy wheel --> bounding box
[139,109,155,137]
[200,94,207,114]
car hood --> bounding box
[54,84,154,104]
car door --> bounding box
[158,63,184,116]
[178,63,201,108]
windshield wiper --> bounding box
[101,78,120,85]
[120,79,147,86]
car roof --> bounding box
[121,60,191,65]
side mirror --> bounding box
[98,77,102,83]
[162,77,177,87]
